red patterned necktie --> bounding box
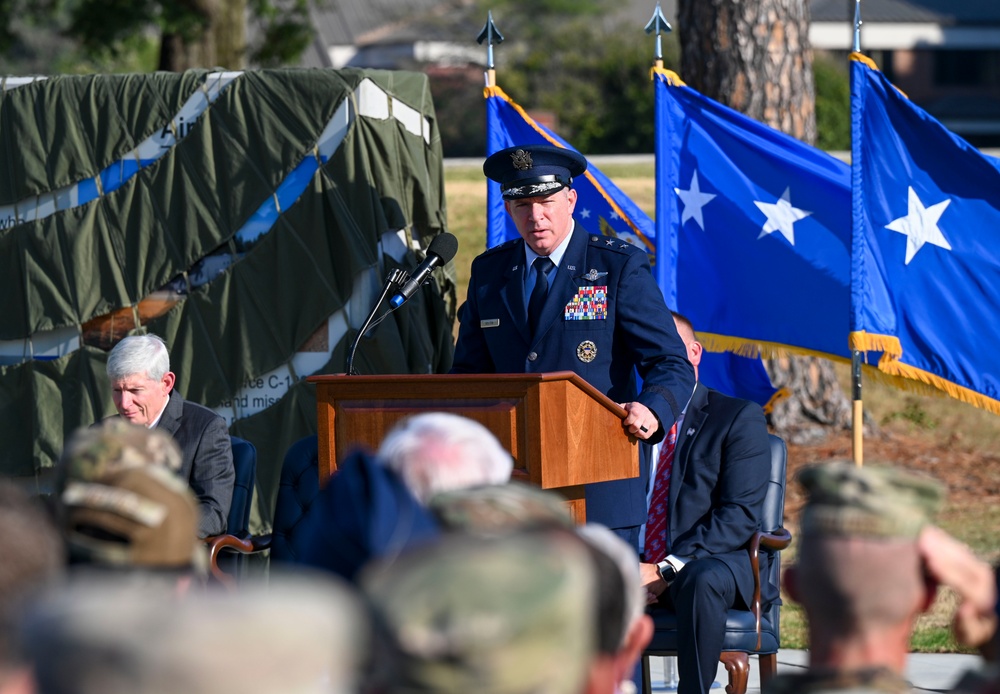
[644,421,679,564]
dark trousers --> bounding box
[646,557,739,694]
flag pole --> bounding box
[646,2,674,300]
[644,2,672,71]
[477,10,504,88]
[852,350,864,466]
[853,0,863,53]
[851,0,864,467]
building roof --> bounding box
[300,0,1000,69]
[809,0,1000,25]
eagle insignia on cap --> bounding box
[511,149,533,170]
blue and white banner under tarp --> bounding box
[654,67,853,363]
[850,53,1000,413]
[484,82,783,411]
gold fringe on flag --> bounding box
[849,52,909,98]
[848,331,902,357]
[761,387,791,415]
[876,353,1000,416]
[849,51,879,71]
[697,332,845,363]
[651,67,686,87]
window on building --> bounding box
[934,50,1000,87]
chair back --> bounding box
[228,436,257,537]
[760,433,787,645]
[271,435,321,563]
[761,434,787,534]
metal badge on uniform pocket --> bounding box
[564,286,607,321]
[577,340,597,363]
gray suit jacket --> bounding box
[157,390,234,537]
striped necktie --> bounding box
[644,421,679,564]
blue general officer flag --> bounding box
[654,68,852,361]
[485,85,654,252]
[484,82,782,410]
[850,54,1000,412]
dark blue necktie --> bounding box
[528,257,554,335]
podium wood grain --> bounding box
[308,371,638,522]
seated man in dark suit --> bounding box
[639,313,771,694]
[104,334,233,537]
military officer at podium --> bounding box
[451,144,695,544]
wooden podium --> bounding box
[308,371,639,521]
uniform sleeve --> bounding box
[615,249,695,436]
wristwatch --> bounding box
[656,559,677,584]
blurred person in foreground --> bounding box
[104,334,233,536]
[578,524,655,694]
[767,461,995,694]
[374,480,653,694]
[56,422,206,593]
[376,412,514,503]
[360,529,597,694]
[19,572,365,694]
[296,412,513,582]
[0,484,64,694]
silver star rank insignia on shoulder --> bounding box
[582,269,607,282]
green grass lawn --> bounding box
[444,161,1000,654]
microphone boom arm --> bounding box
[345,268,409,375]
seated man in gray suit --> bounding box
[104,333,234,537]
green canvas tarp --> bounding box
[0,68,456,527]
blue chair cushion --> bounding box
[646,605,780,654]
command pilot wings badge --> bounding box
[582,269,607,282]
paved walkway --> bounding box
[646,650,983,693]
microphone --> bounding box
[389,232,458,308]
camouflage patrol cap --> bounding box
[58,419,183,492]
[361,530,596,694]
[797,461,945,540]
[428,481,574,535]
[61,465,202,570]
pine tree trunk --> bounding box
[677,0,816,142]
[157,0,223,71]
[677,0,856,443]
[214,0,246,69]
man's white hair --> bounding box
[107,334,170,382]
[377,412,514,503]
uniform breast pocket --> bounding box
[563,285,608,329]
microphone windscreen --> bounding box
[427,232,459,263]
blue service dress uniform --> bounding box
[451,223,695,531]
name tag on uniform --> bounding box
[564,286,608,320]
[480,319,500,328]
